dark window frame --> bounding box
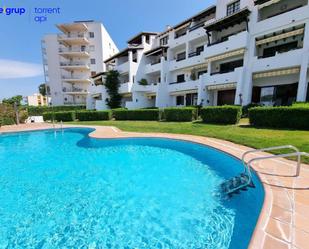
[227,0,240,16]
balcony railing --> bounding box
[257,47,302,59]
[208,29,246,47]
[63,87,88,93]
[175,32,187,39]
[176,54,186,62]
[169,80,186,85]
[58,33,87,39]
[60,62,89,67]
[150,59,161,65]
[188,50,204,58]
[59,48,89,53]
[189,22,205,32]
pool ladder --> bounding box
[220,145,309,198]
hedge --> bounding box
[163,107,197,122]
[201,106,242,124]
[43,111,76,122]
[249,107,309,130]
[113,109,159,121]
[76,110,112,121]
[28,105,85,116]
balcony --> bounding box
[252,49,303,73]
[145,61,161,74]
[119,82,133,94]
[169,52,206,71]
[62,76,91,84]
[58,33,89,45]
[204,31,249,59]
[60,62,90,71]
[253,4,309,34]
[59,48,90,58]
[133,83,158,93]
[168,80,199,93]
[207,67,244,85]
[62,88,88,95]
[117,61,130,74]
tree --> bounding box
[39,83,50,96]
[2,95,23,106]
[104,70,122,109]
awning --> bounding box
[256,28,304,46]
[145,93,156,97]
[91,93,101,98]
[170,89,198,96]
[144,46,168,57]
[204,8,250,32]
[206,48,245,62]
[206,83,237,91]
[183,63,208,72]
[253,67,300,79]
[258,0,282,9]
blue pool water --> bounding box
[0,128,264,249]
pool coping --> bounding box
[1,123,308,249]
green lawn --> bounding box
[68,120,309,164]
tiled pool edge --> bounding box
[1,123,308,249]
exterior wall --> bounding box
[88,0,309,110]
[42,21,118,107]
[26,94,50,106]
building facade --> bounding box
[24,93,50,107]
[42,21,118,106]
[89,0,309,110]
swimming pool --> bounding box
[0,128,264,248]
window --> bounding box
[227,0,240,16]
[89,45,95,51]
[196,45,204,55]
[89,32,95,38]
[176,96,184,106]
[176,52,186,61]
[90,58,96,64]
[160,36,168,46]
[177,74,185,83]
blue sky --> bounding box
[0,0,214,100]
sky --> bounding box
[0,0,214,100]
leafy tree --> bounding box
[104,70,122,109]
[2,95,23,106]
[39,83,50,96]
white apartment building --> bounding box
[42,21,118,106]
[89,0,309,110]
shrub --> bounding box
[42,112,54,121]
[201,106,242,124]
[43,111,75,122]
[0,104,16,126]
[249,107,309,130]
[242,103,262,118]
[113,109,159,120]
[28,105,85,116]
[76,111,112,121]
[163,107,197,122]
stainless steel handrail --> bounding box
[247,152,309,177]
[241,145,300,177]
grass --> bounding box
[67,120,309,164]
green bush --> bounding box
[242,103,262,118]
[163,107,197,122]
[43,111,75,122]
[113,109,159,120]
[249,107,309,130]
[201,106,242,124]
[42,112,54,121]
[76,111,112,121]
[28,105,85,116]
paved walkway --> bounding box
[1,123,309,249]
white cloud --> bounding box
[0,59,43,79]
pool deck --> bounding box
[1,123,309,249]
